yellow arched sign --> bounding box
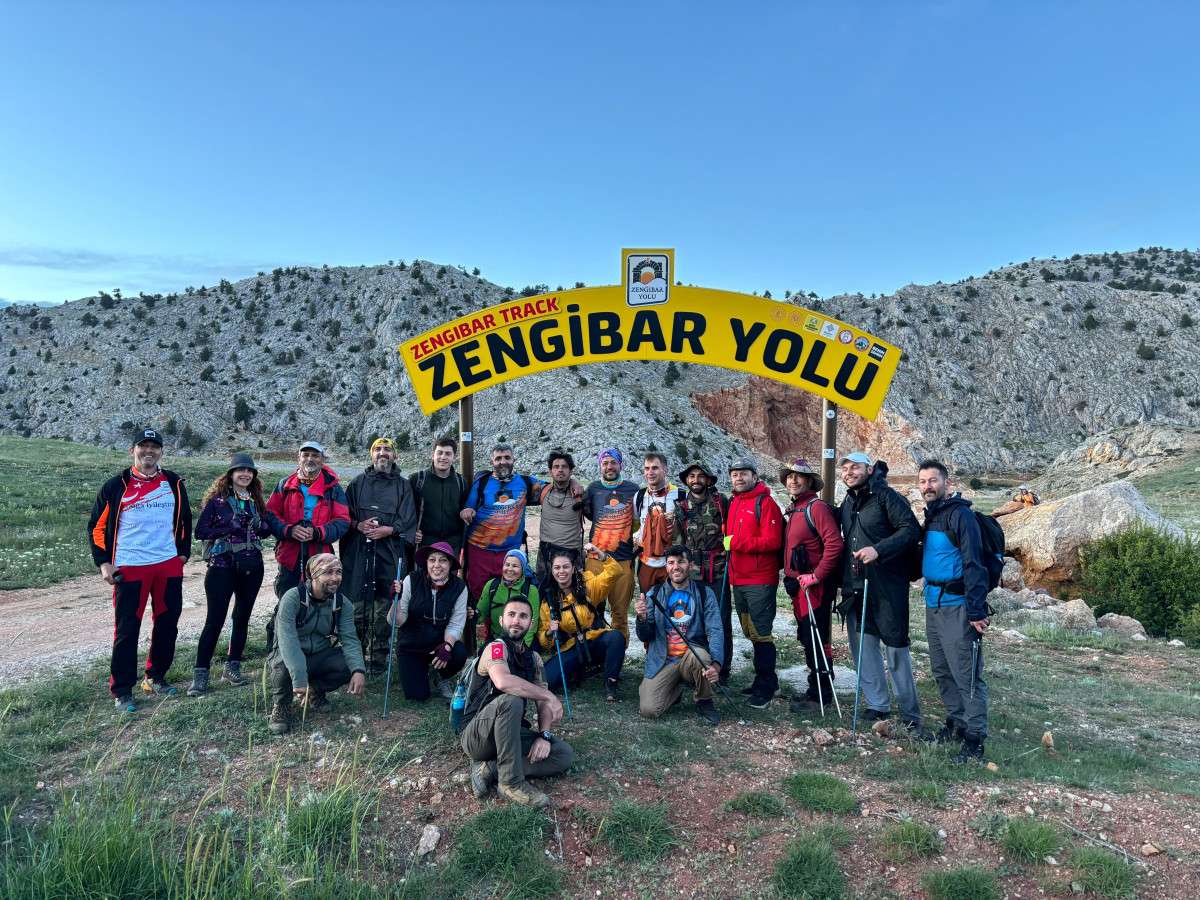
[399,249,901,420]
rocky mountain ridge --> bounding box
[2,247,1198,481]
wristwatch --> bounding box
[540,730,552,741]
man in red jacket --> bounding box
[779,459,843,714]
[267,440,352,598]
[724,457,784,709]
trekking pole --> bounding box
[363,536,376,673]
[804,588,842,719]
[646,588,733,703]
[550,598,572,718]
[970,637,979,700]
[802,589,825,717]
[851,577,869,733]
[382,555,405,719]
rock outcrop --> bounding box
[1096,613,1148,639]
[1000,481,1184,586]
[1033,425,1200,497]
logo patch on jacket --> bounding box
[490,642,505,660]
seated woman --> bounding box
[537,543,627,701]
[476,548,542,646]
[388,542,469,701]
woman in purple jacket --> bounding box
[188,453,280,696]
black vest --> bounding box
[395,572,466,650]
[460,636,537,730]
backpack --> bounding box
[633,486,686,519]
[478,578,531,638]
[415,467,467,499]
[785,499,824,574]
[265,590,344,654]
[925,507,1006,593]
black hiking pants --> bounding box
[196,555,264,669]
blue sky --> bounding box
[2,1,1197,305]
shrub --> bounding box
[1182,313,1195,328]
[452,806,560,898]
[1080,525,1200,636]
[1083,313,1101,330]
[1135,340,1156,360]
[921,867,1001,900]
[1176,606,1200,646]
[771,836,845,899]
[783,772,857,814]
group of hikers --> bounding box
[87,426,995,809]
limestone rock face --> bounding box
[1000,481,1184,586]
[1034,425,1200,497]
[1000,557,1025,591]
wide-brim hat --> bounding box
[677,461,717,485]
[779,458,823,493]
[416,541,461,572]
[227,451,258,474]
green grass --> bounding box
[920,866,1002,900]
[907,781,948,805]
[881,820,942,861]
[771,836,845,899]
[1000,817,1061,863]
[279,783,371,865]
[782,772,858,814]
[599,799,678,863]
[448,806,561,899]
[1019,624,1125,652]
[1071,848,1138,899]
[725,790,787,817]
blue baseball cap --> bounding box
[838,451,873,466]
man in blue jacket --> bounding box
[918,459,990,762]
[634,545,725,725]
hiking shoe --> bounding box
[604,678,619,702]
[498,781,549,808]
[862,708,889,722]
[789,695,822,715]
[696,699,720,726]
[747,690,772,710]
[470,760,498,798]
[186,668,209,697]
[901,721,936,743]
[954,736,985,764]
[222,660,248,687]
[936,718,964,745]
[268,701,292,735]
[142,677,178,697]
[114,695,137,713]
[305,690,330,713]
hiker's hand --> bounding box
[432,641,454,669]
[853,546,879,565]
[547,620,559,634]
[100,563,118,585]
[583,541,600,558]
[414,529,423,543]
[476,622,488,642]
[392,580,404,597]
[291,524,314,542]
[970,618,989,635]
[528,737,551,763]
[367,524,393,540]
[539,695,563,725]
[460,508,476,523]
[293,687,310,701]
[346,673,366,695]
[799,573,819,589]
[704,664,720,684]
[635,595,648,618]
[356,519,375,534]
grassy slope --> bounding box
[1136,450,1200,535]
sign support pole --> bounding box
[820,399,837,504]
[459,396,474,484]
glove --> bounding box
[433,642,454,665]
[722,535,733,551]
[782,576,800,597]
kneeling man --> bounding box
[635,545,725,725]
[460,596,573,808]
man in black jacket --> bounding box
[918,460,990,762]
[411,437,467,554]
[836,452,927,735]
[340,437,418,673]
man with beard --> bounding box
[534,449,585,584]
[836,452,927,735]
[267,553,366,735]
[918,459,991,762]
[460,443,545,601]
[632,452,685,594]
[88,426,193,710]
[582,448,638,640]
[266,441,351,598]
[340,437,418,674]
[673,461,732,684]
[459,596,573,808]
[635,545,724,725]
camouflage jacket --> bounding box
[673,490,728,583]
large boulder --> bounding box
[999,481,1183,586]
[1000,557,1025,590]
[1097,613,1147,639]
[1058,598,1097,630]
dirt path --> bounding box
[0,558,281,688]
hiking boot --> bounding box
[305,690,330,713]
[696,699,720,726]
[901,721,936,743]
[222,660,248,687]
[954,735,985,764]
[268,701,292,735]
[604,678,619,702]
[114,695,137,713]
[470,760,498,799]
[142,676,179,697]
[936,718,964,745]
[862,708,889,722]
[789,694,822,715]
[747,689,773,710]
[431,671,455,702]
[498,781,550,808]
[186,668,209,697]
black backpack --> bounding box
[265,590,344,654]
[928,508,1006,592]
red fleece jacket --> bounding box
[783,491,844,612]
[726,480,784,586]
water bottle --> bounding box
[449,681,467,730]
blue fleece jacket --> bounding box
[921,495,990,620]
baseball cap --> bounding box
[131,426,163,447]
[838,451,873,466]
[299,439,327,455]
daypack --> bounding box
[924,507,1006,593]
[415,467,467,500]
